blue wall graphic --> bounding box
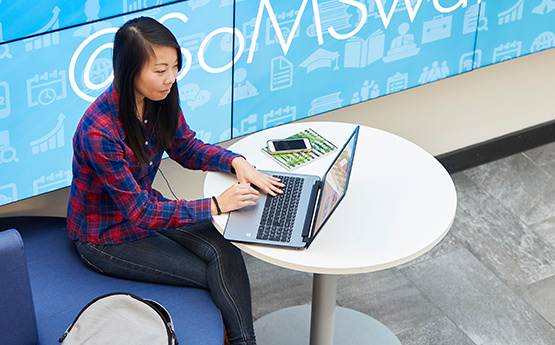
[1,0,554,205]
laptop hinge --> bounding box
[302,180,322,240]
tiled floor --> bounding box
[244,142,555,344]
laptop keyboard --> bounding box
[257,175,304,242]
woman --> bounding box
[67,17,282,345]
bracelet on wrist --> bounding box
[211,196,222,215]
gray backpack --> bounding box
[59,292,178,345]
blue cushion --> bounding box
[0,217,223,345]
[0,229,38,345]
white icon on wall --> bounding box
[219,29,234,53]
[363,80,380,100]
[266,10,301,45]
[180,83,211,110]
[179,33,205,71]
[352,80,380,104]
[422,15,452,44]
[459,50,482,73]
[383,23,420,63]
[27,70,67,107]
[0,184,17,206]
[195,130,213,143]
[69,27,119,102]
[308,93,342,116]
[463,3,488,34]
[0,22,13,60]
[238,114,257,134]
[82,58,112,93]
[241,17,260,54]
[124,0,162,12]
[189,0,209,11]
[74,0,112,38]
[220,0,245,7]
[307,0,352,37]
[498,0,524,25]
[0,130,19,164]
[220,68,258,105]
[531,32,555,53]
[219,113,259,142]
[344,30,385,68]
[300,49,339,73]
[0,43,12,59]
[493,41,522,63]
[533,0,555,14]
[387,72,409,94]
[0,81,10,119]
[271,56,293,91]
[30,113,66,155]
[351,92,360,105]
[23,7,61,51]
[33,170,71,196]
[418,61,450,84]
[264,106,296,128]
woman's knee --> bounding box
[174,223,240,259]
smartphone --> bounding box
[267,138,312,154]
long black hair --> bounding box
[113,16,182,166]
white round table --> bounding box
[204,122,457,345]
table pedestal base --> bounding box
[254,305,402,345]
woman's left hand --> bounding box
[231,157,284,196]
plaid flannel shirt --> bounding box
[67,84,239,244]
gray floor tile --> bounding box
[538,161,555,180]
[463,154,555,225]
[397,317,475,345]
[449,173,555,289]
[336,268,444,335]
[530,216,555,248]
[525,142,555,178]
[523,142,555,167]
[517,275,555,328]
[401,249,555,345]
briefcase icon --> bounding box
[422,15,452,44]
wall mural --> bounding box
[0,0,554,205]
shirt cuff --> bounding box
[222,152,243,174]
[178,198,213,225]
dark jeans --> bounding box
[75,222,256,345]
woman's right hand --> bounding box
[211,183,260,215]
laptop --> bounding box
[223,125,359,249]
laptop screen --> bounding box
[311,126,359,238]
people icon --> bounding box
[418,66,430,84]
[361,80,371,101]
[419,61,450,84]
[351,91,360,104]
[219,68,258,105]
[371,83,380,98]
[383,22,420,63]
[441,61,449,77]
[73,0,111,37]
[357,80,379,102]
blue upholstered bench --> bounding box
[0,216,224,345]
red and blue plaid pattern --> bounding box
[67,84,239,244]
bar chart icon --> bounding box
[30,113,65,155]
[498,0,524,25]
[23,7,60,51]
